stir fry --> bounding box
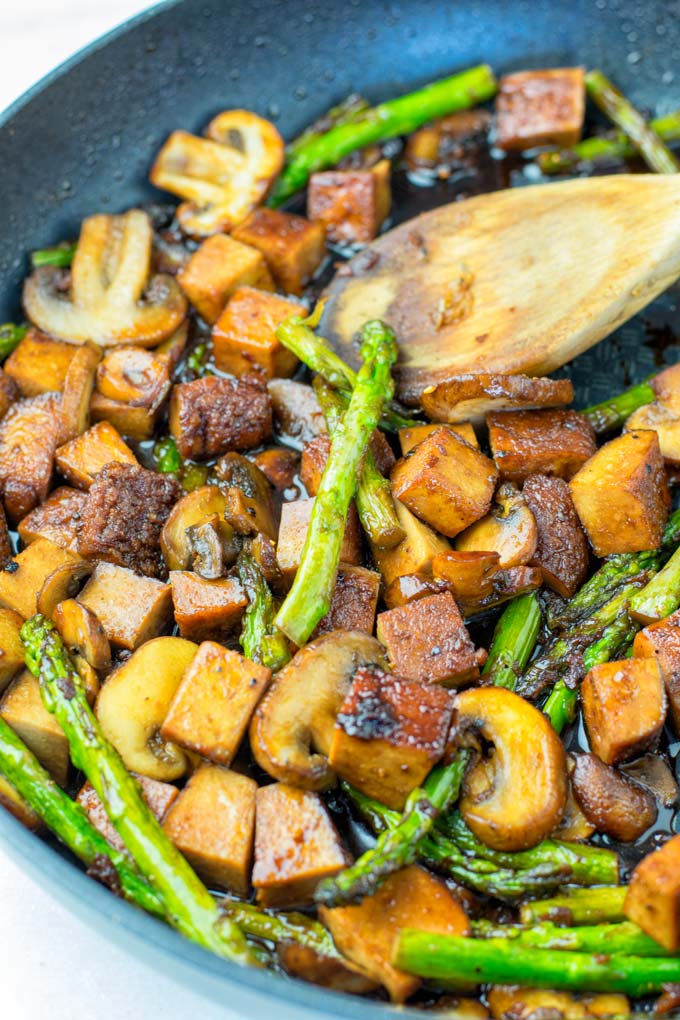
[2,59,680,1017]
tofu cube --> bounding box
[90,346,171,441]
[0,371,18,422]
[232,208,326,296]
[582,657,667,766]
[488,409,596,483]
[328,665,454,809]
[163,765,257,896]
[320,865,469,1003]
[307,159,391,244]
[90,393,165,442]
[212,286,301,378]
[371,499,450,588]
[276,498,362,585]
[77,774,179,852]
[314,565,381,637]
[268,378,327,445]
[252,782,348,907]
[0,538,83,619]
[496,67,585,151]
[78,562,173,650]
[0,609,27,695]
[169,375,272,460]
[178,234,274,323]
[391,426,498,538]
[625,834,680,951]
[377,591,483,687]
[169,571,247,641]
[300,435,331,496]
[634,609,680,734]
[161,641,270,765]
[4,329,76,397]
[17,486,87,552]
[55,421,138,490]
[570,431,669,556]
[0,669,69,784]
[522,474,589,597]
[399,422,478,455]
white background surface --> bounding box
[0,3,245,1018]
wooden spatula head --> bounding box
[321,175,680,404]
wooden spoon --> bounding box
[321,174,680,405]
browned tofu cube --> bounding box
[0,538,82,619]
[163,765,257,896]
[522,474,589,597]
[0,504,12,569]
[320,864,469,1003]
[300,435,331,496]
[307,159,391,244]
[212,286,301,378]
[268,378,327,445]
[371,499,450,588]
[0,371,19,425]
[55,421,138,490]
[0,609,25,695]
[0,774,41,831]
[170,571,247,641]
[0,669,69,784]
[0,392,64,522]
[488,409,596,483]
[314,565,381,637]
[17,486,86,552]
[496,68,585,151]
[78,562,173,650]
[582,658,667,766]
[90,346,171,441]
[391,426,498,538]
[328,665,453,809]
[570,431,669,556]
[399,422,478,455]
[169,375,272,460]
[90,393,165,442]
[77,774,178,852]
[276,498,362,584]
[161,641,270,765]
[252,782,348,907]
[625,834,680,950]
[250,447,299,493]
[4,329,76,397]
[634,609,680,734]
[178,234,274,323]
[377,591,483,687]
[232,207,326,296]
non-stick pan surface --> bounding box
[1,1,679,1016]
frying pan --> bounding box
[0,1,679,1016]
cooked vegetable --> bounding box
[473,919,664,956]
[421,373,573,425]
[571,752,658,842]
[31,242,77,268]
[481,592,542,690]
[371,499,451,587]
[630,545,680,625]
[538,110,680,173]
[237,551,290,672]
[520,887,627,926]
[455,483,537,567]
[581,378,656,433]
[0,323,28,362]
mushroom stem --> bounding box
[481,592,542,690]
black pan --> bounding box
[0,1,679,1016]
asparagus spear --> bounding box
[313,376,404,549]
[316,752,470,908]
[286,93,370,160]
[185,340,215,378]
[220,899,339,957]
[481,592,541,690]
[0,715,164,918]
[268,64,497,206]
[21,615,256,966]
[581,378,656,434]
[152,436,209,492]
[537,110,680,174]
[630,544,680,624]
[472,919,668,957]
[519,886,627,925]
[585,70,680,174]
[237,550,290,671]
[276,309,416,433]
[543,680,577,734]
[393,932,680,995]
[275,320,397,646]
[0,323,28,362]
[31,241,78,268]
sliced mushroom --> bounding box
[383,572,450,610]
[95,346,170,406]
[455,483,538,568]
[571,752,658,843]
[276,943,378,994]
[23,210,187,347]
[249,631,387,790]
[94,637,197,780]
[455,686,568,851]
[36,560,93,619]
[421,373,574,425]
[161,486,237,571]
[185,515,233,580]
[215,452,278,539]
[431,550,501,600]
[73,654,100,706]
[53,599,111,673]
[150,111,284,236]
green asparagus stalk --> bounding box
[481,592,541,690]
[519,886,627,926]
[220,899,339,957]
[316,752,470,908]
[0,715,164,917]
[21,615,256,966]
[543,680,577,733]
[537,110,680,174]
[472,919,668,957]
[313,376,404,549]
[629,544,680,624]
[581,378,656,434]
[31,241,78,268]
[547,549,661,631]
[185,341,215,378]
[585,70,680,174]
[269,64,497,206]
[154,436,183,474]
[275,320,397,645]
[393,932,680,995]
[237,550,290,671]
[286,93,370,160]
[0,323,28,362]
